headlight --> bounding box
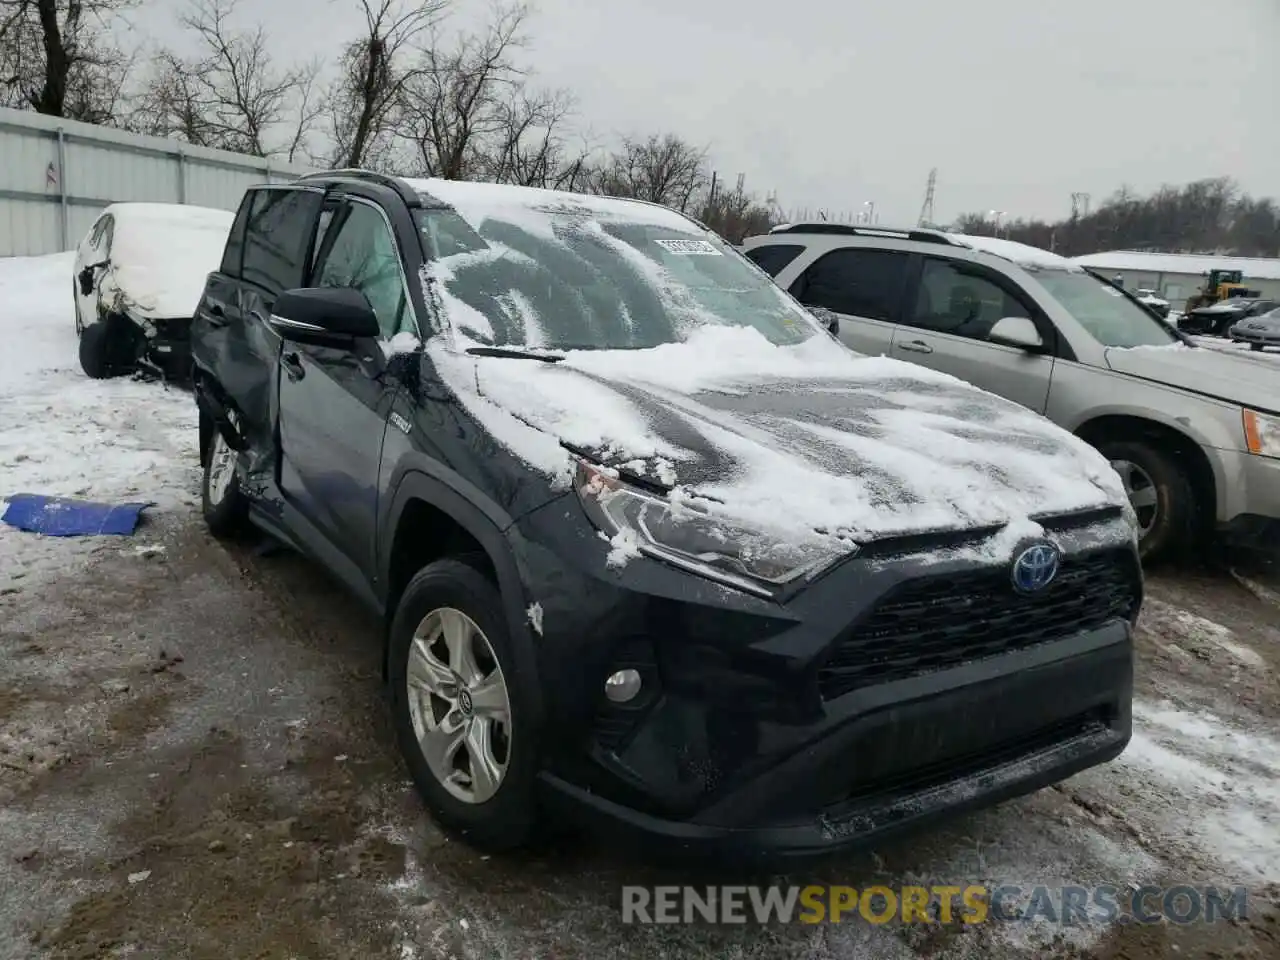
[1242,409,1280,459]
[574,461,851,594]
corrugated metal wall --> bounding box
[0,106,319,257]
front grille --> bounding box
[818,550,1138,700]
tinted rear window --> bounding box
[744,243,805,277]
[241,189,322,296]
[790,248,911,322]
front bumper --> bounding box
[1179,313,1237,335]
[539,621,1131,866]
[125,313,193,378]
[517,498,1140,866]
[1214,446,1280,532]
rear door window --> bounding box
[744,244,805,277]
[789,249,911,322]
[241,188,323,296]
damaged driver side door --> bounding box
[275,196,416,588]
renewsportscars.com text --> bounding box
[621,884,1249,926]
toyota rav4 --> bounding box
[190,170,1142,864]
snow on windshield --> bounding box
[409,178,819,352]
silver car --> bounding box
[1230,308,1280,352]
[742,225,1280,561]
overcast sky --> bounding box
[143,0,1279,225]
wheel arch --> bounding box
[378,465,542,717]
[1073,413,1221,526]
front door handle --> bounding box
[281,351,305,382]
[898,339,934,354]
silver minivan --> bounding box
[742,225,1280,562]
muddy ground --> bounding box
[1,518,1278,960]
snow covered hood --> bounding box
[1105,342,1279,408]
[442,327,1130,544]
[105,204,235,319]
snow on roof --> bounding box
[948,234,1080,271]
[1071,250,1280,281]
[103,203,234,319]
[405,178,703,234]
[106,202,236,231]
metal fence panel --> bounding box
[0,106,318,257]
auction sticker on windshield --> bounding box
[654,238,721,255]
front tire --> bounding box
[1251,343,1264,352]
[201,426,248,538]
[78,320,132,379]
[1098,439,1194,564]
[388,559,539,852]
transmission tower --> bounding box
[1070,192,1091,219]
[918,168,937,226]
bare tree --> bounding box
[483,86,591,188]
[698,174,778,243]
[0,0,136,121]
[134,0,318,158]
[594,133,707,212]
[327,0,446,169]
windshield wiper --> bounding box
[465,346,564,363]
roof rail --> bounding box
[296,168,422,206]
[768,223,960,246]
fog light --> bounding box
[604,669,642,703]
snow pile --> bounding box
[103,203,234,319]
[0,253,199,584]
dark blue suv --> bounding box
[190,169,1141,864]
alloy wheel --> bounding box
[1110,459,1159,537]
[206,430,236,505]
[406,607,512,804]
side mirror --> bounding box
[269,287,381,342]
[78,266,96,296]
[987,315,1044,351]
[810,306,840,336]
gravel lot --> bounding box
[2,253,1278,958]
[1,513,1278,960]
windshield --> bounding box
[1034,270,1178,347]
[414,203,820,350]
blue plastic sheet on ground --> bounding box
[1,494,153,537]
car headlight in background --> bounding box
[574,461,851,595]
[1242,409,1280,460]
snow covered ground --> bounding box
[0,253,200,586]
[0,253,1277,957]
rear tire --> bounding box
[1251,343,1264,352]
[388,559,540,852]
[201,426,249,538]
[1097,439,1195,564]
[78,320,131,379]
